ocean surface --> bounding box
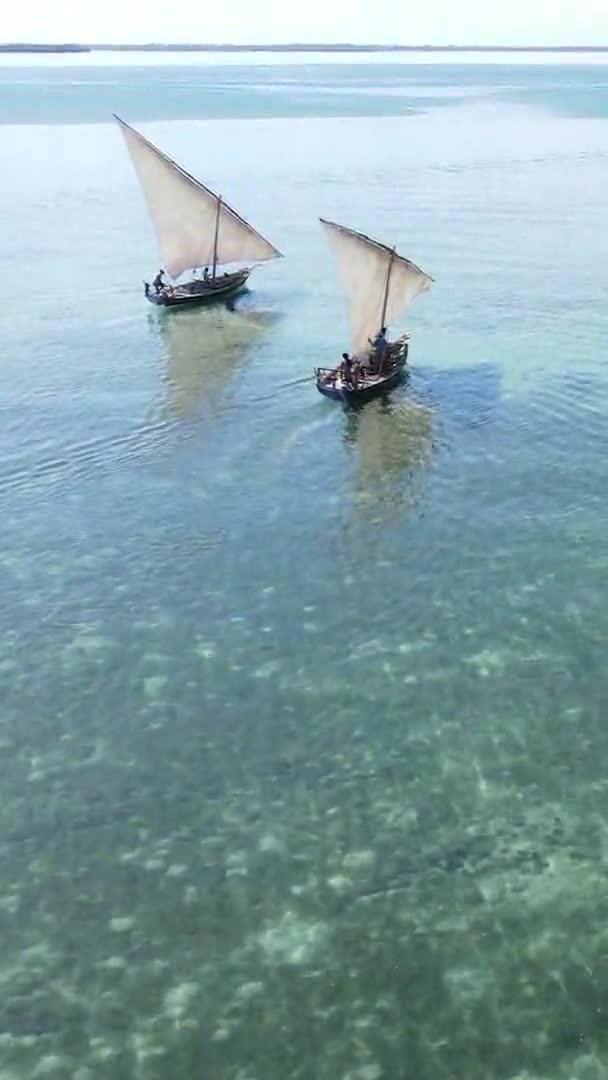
[2,51,608,1080]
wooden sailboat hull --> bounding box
[145,268,251,308]
[315,338,409,406]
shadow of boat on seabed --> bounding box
[412,361,503,432]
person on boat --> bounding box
[341,353,357,389]
[355,349,372,374]
[144,282,150,298]
[370,326,388,364]
[203,267,210,282]
[153,269,165,294]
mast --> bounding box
[380,248,395,331]
[378,248,395,375]
[212,195,222,281]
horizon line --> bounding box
[3,42,608,52]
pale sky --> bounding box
[3,0,608,46]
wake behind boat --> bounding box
[315,219,433,405]
[114,115,282,307]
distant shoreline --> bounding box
[2,43,608,54]
[0,44,90,53]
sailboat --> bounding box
[315,219,433,404]
[114,115,282,307]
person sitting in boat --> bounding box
[153,269,165,294]
[354,349,372,373]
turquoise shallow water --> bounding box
[2,53,608,1079]
[3,52,608,123]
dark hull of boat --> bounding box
[317,364,405,404]
[145,269,250,307]
[315,338,409,406]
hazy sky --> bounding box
[3,0,608,45]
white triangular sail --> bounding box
[115,115,282,279]
[320,218,433,355]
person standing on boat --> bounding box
[203,267,210,282]
[370,326,388,368]
[341,352,357,388]
[153,269,165,294]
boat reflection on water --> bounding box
[156,305,274,417]
[343,394,434,521]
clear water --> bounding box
[2,52,608,1080]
